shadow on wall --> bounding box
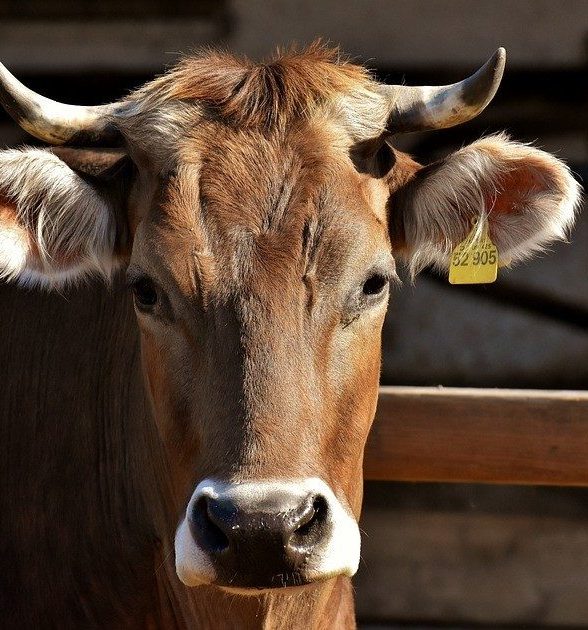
[356,481,588,627]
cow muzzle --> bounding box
[175,478,360,591]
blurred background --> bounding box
[1,1,587,627]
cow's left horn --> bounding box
[382,48,506,134]
[0,62,126,145]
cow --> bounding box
[0,43,580,629]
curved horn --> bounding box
[382,48,506,134]
[0,62,125,145]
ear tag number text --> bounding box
[449,218,498,285]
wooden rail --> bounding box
[364,387,588,486]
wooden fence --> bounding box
[365,387,588,486]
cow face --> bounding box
[0,45,580,592]
[125,124,393,588]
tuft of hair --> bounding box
[0,149,117,288]
[130,41,378,131]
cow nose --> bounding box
[176,479,361,590]
[188,489,330,586]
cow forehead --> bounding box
[136,125,391,296]
[181,118,389,216]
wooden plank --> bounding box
[0,0,224,19]
[3,1,588,73]
[355,508,588,625]
[232,0,588,69]
[0,20,222,72]
[364,387,588,486]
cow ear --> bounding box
[0,147,132,288]
[389,134,581,276]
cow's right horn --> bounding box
[0,62,127,146]
[381,48,506,134]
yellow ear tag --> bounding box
[448,217,498,285]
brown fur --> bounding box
[0,280,359,629]
[133,41,375,131]
[1,49,398,624]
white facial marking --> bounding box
[174,518,217,587]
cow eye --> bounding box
[362,273,388,296]
[131,277,158,309]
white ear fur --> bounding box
[0,148,118,288]
[398,134,581,276]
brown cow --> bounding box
[0,44,580,628]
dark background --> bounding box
[1,2,587,627]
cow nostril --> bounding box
[190,497,229,554]
[296,495,327,535]
[289,494,329,549]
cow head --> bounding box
[0,45,579,592]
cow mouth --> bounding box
[216,573,325,595]
[209,557,346,592]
